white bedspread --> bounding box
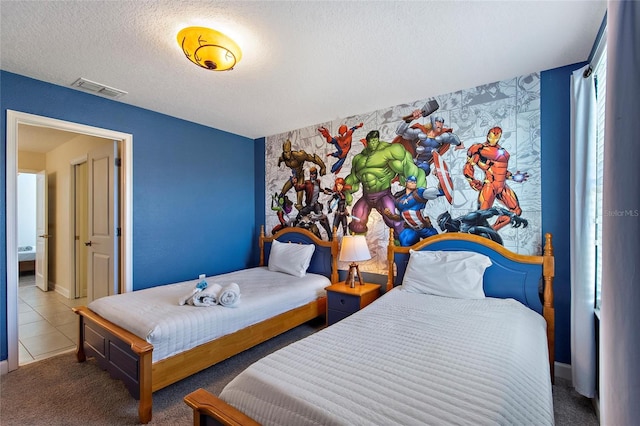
[18,246,35,262]
[220,287,554,426]
[88,267,329,362]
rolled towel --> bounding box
[178,288,199,306]
[178,278,210,305]
[192,283,223,307]
[219,282,241,307]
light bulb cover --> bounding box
[177,26,242,71]
[339,235,371,262]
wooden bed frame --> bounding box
[183,231,555,426]
[73,226,338,424]
[19,259,35,274]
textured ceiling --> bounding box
[1,1,607,139]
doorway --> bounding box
[74,162,89,299]
[5,110,133,371]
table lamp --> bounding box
[339,235,371,288]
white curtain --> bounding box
[569,64,597,398]
[600,1,640,424]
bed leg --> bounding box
[74,310,86,362]
[138,350,153,424]
[139,401,152,425]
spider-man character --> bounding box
[318,122,363,174]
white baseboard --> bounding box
[52,281,70,299]
[555,361,572,382]
[0,359,8,375]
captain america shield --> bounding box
[432,151,454,204]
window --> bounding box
[593,32,606,310]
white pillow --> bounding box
[401,250,492,299]
[268,239,316,277]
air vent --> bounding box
[71,77,127,98]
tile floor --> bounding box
[18,273,86,365]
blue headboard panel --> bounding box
[393,240,543,314]
[261,227,339,282]
[389,233,553,316]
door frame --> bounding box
[5,110,133,372]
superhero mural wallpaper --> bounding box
[265,73,541,275]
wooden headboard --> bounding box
[260,226,339,283]
[387,231,555,379]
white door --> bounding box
[35,170,49,291]
[75,162,89,298]
[86,142,119,301]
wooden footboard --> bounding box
[73,297,326,424]
[185,388,259,426]
[73,306,154,423]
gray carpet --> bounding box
[552,378,599,426]
[1,318,598,425]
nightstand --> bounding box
[325,282,381,326]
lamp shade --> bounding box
[339,235,371,262]
[177,26,242,71]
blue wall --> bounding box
[1,71,256,360]
[253,137,266,264]
[541,63,586,365]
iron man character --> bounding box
[463,126,529,231]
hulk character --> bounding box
[344,130,426,235]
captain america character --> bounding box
[383,175,444,246]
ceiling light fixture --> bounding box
[177,26,242,71]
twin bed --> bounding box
[73,227,339,424]
[184,231,556,425]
